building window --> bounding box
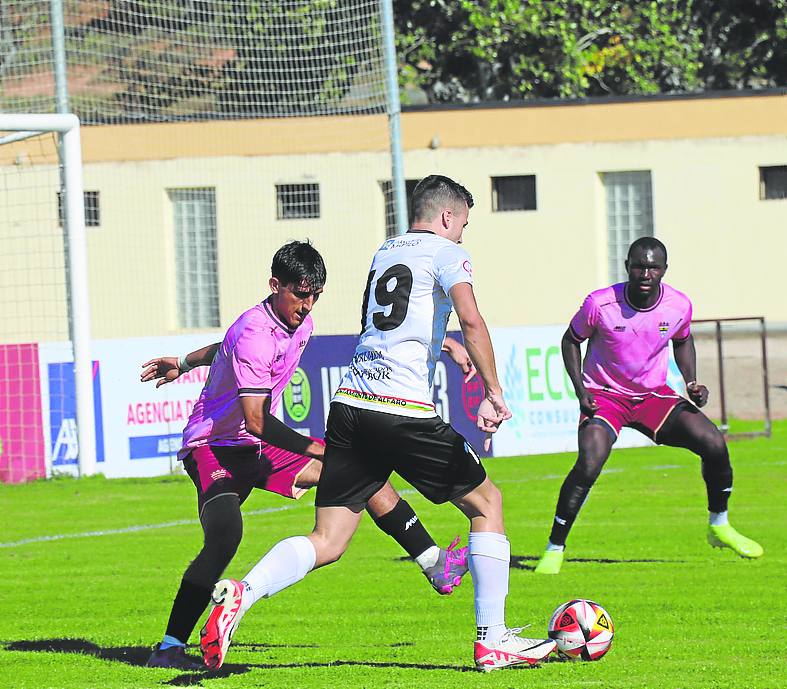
[169,188,219,328]
[276,183,320,219]
[492,175,537,211]
[760,166,787,200]
[603,171,654,283]
[57,190,100,227]
[381,179,419,238]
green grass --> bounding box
[2,423,785,689]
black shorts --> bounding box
[315,402,487,507]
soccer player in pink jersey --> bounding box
[534,237,763,575]
[143,241,469,670]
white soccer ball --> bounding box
[547,599,614,660]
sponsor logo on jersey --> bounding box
[614,325,626,332]
[658,321,670,338]
[462,260,473,276]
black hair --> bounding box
[411,174,474,223]
[271,240,326,291]
[627,236,668,263]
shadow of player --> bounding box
[4,637,541,685]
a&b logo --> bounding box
[48,361,105,465]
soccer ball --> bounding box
[547,599,614,660]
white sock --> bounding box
[546,540,565,552]
[709,510,729,527]
[240,536,316,612]
[415,545,440,570]
[469,531,510,645]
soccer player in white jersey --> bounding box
[198,175,556,672]
[141,241,471,670]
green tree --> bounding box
[395,0,786,103]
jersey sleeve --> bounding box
[232,327,274,397]
[433,244,474,294]
[672,298,693,342]
[568,294,599,342]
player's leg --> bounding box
[391,416,555,670]
[534,420,616,574]
[452,479,556,670]
[200,403,378,669]
[657,406,763,558]
[148,449,250,670]
[263,437,464,590]
[200,503,363,670]
[367,481,469,595]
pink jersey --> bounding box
[568,282,692,397]
[178,298,312,459]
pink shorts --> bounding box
[183,439,321,510]
[579,386,687,442]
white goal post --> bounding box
[0,113,96,476]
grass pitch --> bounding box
[2,422,785,689]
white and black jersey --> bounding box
[333,231,473,418]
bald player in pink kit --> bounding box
[143,241,469,670]
[534,237,763,575]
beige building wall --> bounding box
[1,93,785,342]
[415,134,787,327]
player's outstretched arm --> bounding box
[561,330,598,416]
[241,395,324,458]
[140,342,221,388]
[442,336,477,382]
[673,335,709,407]
[449,283,511,450]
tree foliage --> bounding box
[394,0,787,103]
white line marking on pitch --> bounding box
[4,457,777,549]
[0,505,297,549]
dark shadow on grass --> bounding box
[2,638,484,685]
[511,554,687,571]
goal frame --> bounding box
[0,113,97,476]
[692,316,771,440]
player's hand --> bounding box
[578,390,599,417]
[476,392,513,452]
[687,381,709,407]
[140,356,181,388]
[442,338,477,382]
[305,440,325,459]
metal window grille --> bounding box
[57,190,100,227]
[381,179,419,238]
[603,171,654,283]
[491,175,537,211]
[276,183,320,220]
[170,188,219,328]
[759,165,787,200]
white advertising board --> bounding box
[490,325,687,457]
[40,333,219,478]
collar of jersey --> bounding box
[623,283,664,312]
[262,297,300,335]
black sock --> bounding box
[549,469,593,547]
[164,578,214,645]
[372,499,436,559]
[702,456,733,513]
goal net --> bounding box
[0,2,403,483]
